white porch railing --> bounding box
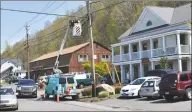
[141,50,151,58]
[122,53,130,61]
[165,46,177,55]
[181,45,190,54]
[113,55,120,63]
[131,52,139,60]
[153,48,164,57]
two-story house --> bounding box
[111,4,192,83]
[30,41,111,80]
[0,58,26,79]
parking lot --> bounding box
[3,84,191,111]
[95,97,192,111]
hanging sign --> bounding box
[72,23,82,36]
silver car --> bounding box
[139,79,162,99]
[0,86,18,110]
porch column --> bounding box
[139,41,142,59]
[120,46,123,61]
[176,33,181,54]
[150,38,153,58]
[140,62,143,77]
[151,61,154,70]
[129,44,132,60]
[188,34,192,54]
[178,58,182,72]
[112,69,116,83]
[120,65,124,83]
[130,64,133,81]
[112,47,114,63]
[162,36,166,55]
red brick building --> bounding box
[30,41,111,79]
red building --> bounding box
[30,41,111,79]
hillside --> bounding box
[1,0,191,68]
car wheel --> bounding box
[72,95,79,101]
[138,91,142,98]
[185,88,192,100]
[79,83,84,89]
[14,103,18,110]
[164,95,174,102]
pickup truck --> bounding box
[76,73,107,89]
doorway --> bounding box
[143,63,150,77]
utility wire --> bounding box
[30,1,66,26]
[2,1,55,49]
[0,8,79,17]
[27,1,52,24]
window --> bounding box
[0,88,14,95]
[130,79,146,85]
[67,78,74,83]
[59,78,66,84]
[142,81,155,87]
[78,54,88,62]
[153,40,158,49]
[146,20,152,26]
[182,60,187,71]
[132,44,138,52]
[142,43,148,50]
[180,74,189,81]
[101,55,110,61]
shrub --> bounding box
[81,87,92,96]
[114,86,122,94]
[98,91,109,98]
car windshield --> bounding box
[0,88,14,95]
[19,80,35,85]
[130,79,146,85]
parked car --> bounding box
[145,69,177,78]
[0,85,18,110]
[16,79,37,98]
[139,78,162,99]
[120,76,160,97]
[76,73,107,89]
[45,74,80,100]
[159,71,192,101]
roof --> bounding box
[171,4,191,24]
[1,58,23,67]
[148,6,174,24]
[31,42,90,62]
[118,3,191,40]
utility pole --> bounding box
[86,1,96,97]
[25,23,30,79]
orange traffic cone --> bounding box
[56,95,59,102]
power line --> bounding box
[27,1,53,24]
[1,8,79,17]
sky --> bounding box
[1,1,86,53]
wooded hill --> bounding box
[1,0,191,68]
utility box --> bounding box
[72,23,82,36]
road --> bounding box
[8,84,192,111]
[16,90,128,111]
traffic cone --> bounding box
[56,95,59,102]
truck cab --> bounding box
[44,74,80,100]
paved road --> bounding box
[94,97,192,111]
[16,90,128,111]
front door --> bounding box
[143,63,149,77]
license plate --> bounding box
[23,93,31,95]
[122,93,127,96]
[165,92,169,95]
